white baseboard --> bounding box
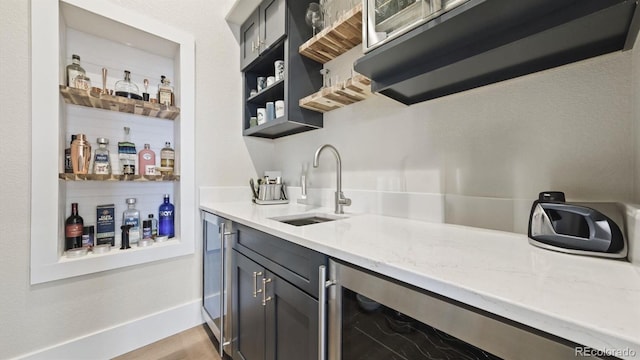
[15,300,204,360]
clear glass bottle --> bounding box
[92,137,111,175]
[122,198,141,245]
[118,127,136,175]
[158,194,175,238]
[157,75,174,106]
[148,214,158,238]
[66,54,86,88]
[115,70,142,100]
[160,141,175,175]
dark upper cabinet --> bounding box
[261,0,286,53]
[240,10,260,71]
[240,0,323,139]
[241,0,286,71]
[354,0,640,105]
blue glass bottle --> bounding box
[158,194,175,238]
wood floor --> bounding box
[113,325,222,360]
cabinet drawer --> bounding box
[233,223,327,298]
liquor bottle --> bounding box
[92,137,111,175]
[138,143,156,176]
[122,198,141,245]
[158,194,175,238]
[118,127,136,175]
[148,214,158,238]
[64,134,77,174]
[65,202,84,250]
[66,54,86,88]
[114,70,142,100]
[157,75,174,106]
[160,141,175,175]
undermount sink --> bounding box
[271,213,347,227]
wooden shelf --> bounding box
[299,74,372,113]
[59,173,180,182]
[59,85,180,120]
[298,3,363,64]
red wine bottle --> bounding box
[65,203,84,250]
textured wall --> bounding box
[0,0,261,357]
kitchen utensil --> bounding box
[250,178,259,199]
[528,191,627,258]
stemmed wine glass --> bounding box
[305,3,324,36]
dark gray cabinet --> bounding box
[240,10,259,71]
[232,223,327,360]
[355,0,640,105]
[241,0,323,139]
[240,0,286,71]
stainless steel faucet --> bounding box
[313,144,351,214]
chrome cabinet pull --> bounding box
[262,277,272,306]
[253,271,263,297]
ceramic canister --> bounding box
[275,100,285,118]
[274,60,285,81]
[266,102,275,121]
[257,108,267,125]
[257,77,267,91]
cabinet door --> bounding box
[240,8,260,70]
[233,250,266,360]
[265,270,319,360]
[260,0,286,52]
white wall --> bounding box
[272,44,635,233]
[0,0,262,358]
[2,0,639,357]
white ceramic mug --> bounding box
[274,60,285,81]
[267,76,276,86]
[257,108,266,125]
[275,100,285,118]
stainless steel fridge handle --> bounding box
[219,222,234,357]
[318,265,336,360]
[218,222,226,357]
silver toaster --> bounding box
[527,191,627,259]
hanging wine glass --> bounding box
[305,2,324,36]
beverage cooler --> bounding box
[324,259,579,360]
[202,212,233,357]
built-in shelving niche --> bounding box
[30,0,195,284]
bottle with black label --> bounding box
[65,203,84,250]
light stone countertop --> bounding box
[200,201,640,358]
